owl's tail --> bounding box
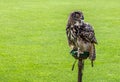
[91,61,94,67]
[72,60,77,71]
[72,59,84,71]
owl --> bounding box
[66,11,98,61]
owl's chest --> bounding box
[68,29,77,41]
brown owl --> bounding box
[66,11,98,62]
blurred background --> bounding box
[0,0,120,82]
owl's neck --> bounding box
[80,22,86,27]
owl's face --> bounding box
[71,11,84,26]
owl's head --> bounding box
[68,11,84,26]
[71,11,84,21]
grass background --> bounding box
[0,0,120,82]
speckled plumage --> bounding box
[66,11,97,61]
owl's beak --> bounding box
[81,20,84,25]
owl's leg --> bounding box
[89,44,96,61]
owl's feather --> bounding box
[78,23,98,44]
[66,22,97,48]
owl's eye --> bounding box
[72,14,76,18]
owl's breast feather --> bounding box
[77,39,92,51]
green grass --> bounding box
[0,0,120,82]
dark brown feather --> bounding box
[78,23,98,44]
[66,11,97,62]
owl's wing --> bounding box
[78,23,98,44]
[66,24,77,48]
[66,24,73,46]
